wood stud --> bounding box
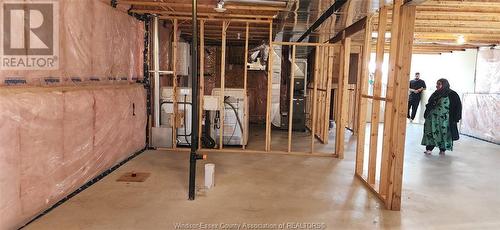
[198,20,205,150]
[172,19,178,149]
[355,15,373,176]
[243,22,249,150]
[151,0,425,212]
[265,22,273,152]
[353,0,418,211]
[287,45,296,153]
[219,20,228,149]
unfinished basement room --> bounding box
[1,0,500,229]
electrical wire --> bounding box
[224,96,244,145]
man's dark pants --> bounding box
[407,98,420,120]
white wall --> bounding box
[410,49,477,123]
[366,49,477,124]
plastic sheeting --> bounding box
[460,93,500,144]
[475,49,500,94]
[0,0,144,85]
[0,85,146,230]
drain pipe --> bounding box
[189,0,206,200]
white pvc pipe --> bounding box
[205,163,215,189]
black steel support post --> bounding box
[296,0,347,42]
[143,16,152,148]
[188,0,204,200]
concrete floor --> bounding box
[26,124,500,230]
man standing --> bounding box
[408,72,426,121]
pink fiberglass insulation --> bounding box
[0,0,144,85]
[0,1,146,228]
[0,85,146,230]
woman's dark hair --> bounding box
[437,78,450,90]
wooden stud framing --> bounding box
[172,19,178,149]
[243,22,249,150]
[311,46,320,153]
[159,16,272,24]
[265,22,273,152]
[120,1,286,12]
[198,20,205,150]
[368,6,388,182]
[287,45,296,153]
[272,41,338,47]
[385,4,417,211]
[334,0,355,159]
[219,20,229,149]
[355,15,373,176]
[323,46,335,146]
[380,0,403,198]
[130,9,275,20]
[159,148,336,158]
[353,0,417,211]
[335,38,351,159]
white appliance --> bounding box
[210,88,249,146]
[161,87,192,146]
[177,42,190,76]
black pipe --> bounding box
[188,0,203,200]
[296,0,347,42]
[143,17,152,148]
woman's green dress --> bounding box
[421,97,453,150]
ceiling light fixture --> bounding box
[371,32,391,39]
[456,35,466,45]
[214,0,226,13]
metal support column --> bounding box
[188,0,205,200]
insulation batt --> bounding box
[0,1,146,229]
[0,85,147,229]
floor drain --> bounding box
[116,172,150,182]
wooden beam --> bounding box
[159,16,272,23]
[219,20,228,149]
[355,15,374,176]
[198,20,205,150]
[380,0,402,198]
[162,148,337,158]
[243,22,249,150]
[172,19,178,149]
[288,45,296,153]
[334,0,355,159]
[119,1,286,11]
[265,22,273,152]
[130,9,276,19]
[327,16,368,43]
[386,4,417,211]
[404,0,429,5]
[272,41,338,46]
[367,6,388,183]
[177,25,270,30]
[322,47,335,144]
[311,47,320,153]
[416,5,500,13]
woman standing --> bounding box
[421,78,462,155]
